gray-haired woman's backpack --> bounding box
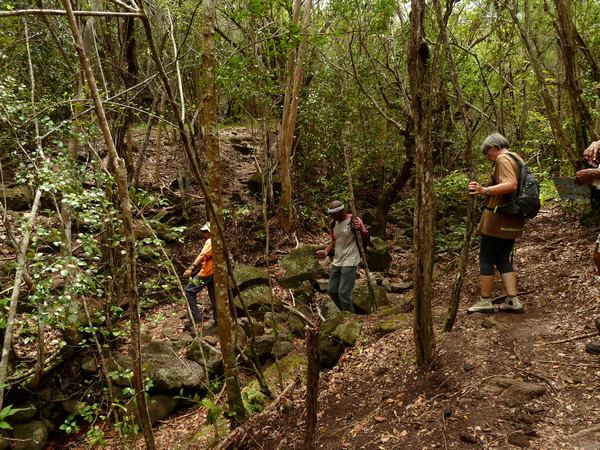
[496,153,541,219]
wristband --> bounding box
[484,187,490,196]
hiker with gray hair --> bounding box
[467,133,527,314]
[315,200,369,313]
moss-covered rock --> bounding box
[233,265,270,291]
[233,285,281,313]
[186,339,223,375]
[279,245,327,288]
[332,320,361,346]
[247,172,282,197]
[352,282,389,314]
[366,236,392,272]
[376,314,411,336]
[14,421,48,450]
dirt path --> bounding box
[239,203,600,449]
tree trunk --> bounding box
[59,2,155,447]
[408,0,436,368]
[0,190,41,410]
[553,0,595,147]
[372,122,415,237]
[432,0,478,332]
[278,0,312,233]
[201,0,246,426]
[507,0,578,168]
[303,325,320,450]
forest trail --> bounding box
[48,127,599,449]
[185,203,600,449]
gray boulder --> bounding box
[279,245,327,288]
[186,339,223,376]
[322,300,341,320]
[112,341,205,391]
[249,335,276,361]
[233,265,270,291]
[366,237,392,271]
[237,317,265,337]
[272,340,293,358]
[352,282,389,314]
[247,173,282,197]
[14,421,48,450]
[382,278,413,293]
[319,313,346,370]
[233,285,281,314]
[286,306,311,337]
[146,395,178,424]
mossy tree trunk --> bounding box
[408,0,436,368]
[201,0,246,426]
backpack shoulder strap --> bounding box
[505,152,524,169]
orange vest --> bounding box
[198,239,214,277]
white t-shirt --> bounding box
[332,217,360,267]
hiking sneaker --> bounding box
[467,298,494,314]
[585,340,600,355]
[498,296,525,314]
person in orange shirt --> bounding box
[183,222,216,331]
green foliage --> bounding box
[242,388,267,415]
[0,404,29,430]
[201,398,224,425]
[59,402,102,436]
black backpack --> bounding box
[496,153,541,219]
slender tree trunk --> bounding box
[0,190,41,410]
[201,0,246,426]
[432,0,478,332]
[59,2,155,447]
[153,94,166,184]
[507,0,578,168]
[408,0,435,367]
[372,122,415,237]
[303,324,320,450]
[553,0,595,147]
[278,0,312,233]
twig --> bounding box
[543,331,598,345]
[534,359,600,369]
[572,424,600,438]
[491,290,533,304]
[515,368,557,392]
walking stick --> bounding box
[341,138,378,312]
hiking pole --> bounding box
[341,137,378,312]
